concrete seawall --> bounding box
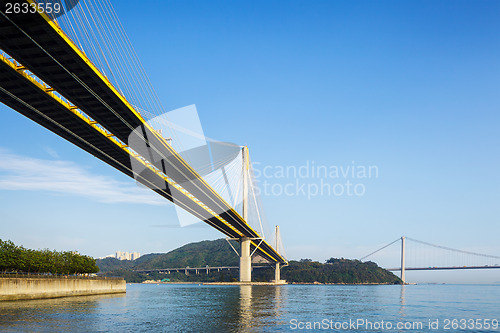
[0,277,126,301]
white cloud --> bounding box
[0,148,168,206]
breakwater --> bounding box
[0,275,126,301]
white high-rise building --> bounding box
[114,251,141,261]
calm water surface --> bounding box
[0,284,499,332]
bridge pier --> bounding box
[274,263,280,282]
[239,237,252,282]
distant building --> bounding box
[99,251,141,260]
[115,251,128,260]
[114,251,141,261]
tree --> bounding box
[0,239,100,274]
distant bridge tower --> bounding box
[401,236,406,284]
[239,146,252,282]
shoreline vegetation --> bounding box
[0,239,99,275]
[97,239,402,285]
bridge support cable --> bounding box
[225,238,240,257]
[250,239,265,257]
[51,0,179,142]
[360,238,400,261]
[405,237,500,261]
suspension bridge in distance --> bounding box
[0,0,286,283]
[361,236,500,283]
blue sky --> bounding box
[0,0,499,283]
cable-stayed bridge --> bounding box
[0,0,287,282]
[361,236,500,283]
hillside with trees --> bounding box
[0,239,99,274]
[279,258,401,284]
[97,239,401,284]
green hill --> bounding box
[136,239,240,269]
[97,239,401,284]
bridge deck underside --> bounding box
[0,0,285,264]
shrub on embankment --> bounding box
[0,239,99,274]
